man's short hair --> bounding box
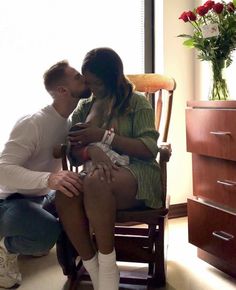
[43,60,69,92]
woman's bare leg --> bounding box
[83,167,138,290]
[83,167,138,254]
[55,191,95,260]
[56,191,100,290]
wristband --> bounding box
[101,128,115,146]
[101,130,109,143]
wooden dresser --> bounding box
[186,100,236,277]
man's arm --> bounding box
[0,118,82,197]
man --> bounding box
[0,60,90,288]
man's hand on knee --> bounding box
[48,171,83,197]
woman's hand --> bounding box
[68,123,105,146]
[87,145,119,183]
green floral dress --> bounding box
[72,92,163,209]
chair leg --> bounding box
[66,275,78,290]
[147,219,166,289]
[56,230,78,276]
[148,225,156,276]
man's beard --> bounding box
[71,88,91,99]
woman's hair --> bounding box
[81,47,133,116]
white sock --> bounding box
[98,249,120,290]
[82,253,99,290]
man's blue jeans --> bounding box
[0,192,61,255]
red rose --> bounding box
[213,3,224,13]
[227,2,235,12]
[204,1,215,10]
[179,11,197,22]
[186,11,197,21]
[196,5,209,16]
[179,11,189,22]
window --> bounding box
[0,0,154,150]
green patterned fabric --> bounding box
[72,92,163,208]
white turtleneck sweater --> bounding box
[0,105,70,199]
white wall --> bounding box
[156,0,196,204]
[159,0,236,204]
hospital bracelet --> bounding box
[101,128,115,146]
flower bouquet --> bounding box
[178,0,236,100]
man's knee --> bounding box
[34,218,61,252]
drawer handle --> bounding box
[210,131,231,136]
[212,231,234,241]
[217,180,236,187]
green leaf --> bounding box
[233,0,236,7]
[183,38,195,48]
[177,34,193,38]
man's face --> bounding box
[65,67,91,99]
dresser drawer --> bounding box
[188,198,236,264]
[186,108,236,160]
[192,154,236,208]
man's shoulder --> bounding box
[12,105,52,131]
[13,114,34,128]
[15,105,50,121]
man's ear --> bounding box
[57,86,67,94]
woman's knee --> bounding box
[83,173,111,202]
[55,190,84,221]
[55,190,75,213]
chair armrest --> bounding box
[53,144,68,170]
[159,142,172,163]
[53,144,67,159]
[158,142,171,207]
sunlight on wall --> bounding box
[0,0,144,150]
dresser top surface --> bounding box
[187,100,236,109]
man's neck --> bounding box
[52,100,78,119]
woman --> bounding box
[55,47,163,290]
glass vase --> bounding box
[208,59,229,100]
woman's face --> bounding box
[83,70,109,98]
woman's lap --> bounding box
[85,166,142,210]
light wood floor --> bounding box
[14,217,236,290]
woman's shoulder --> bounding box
[73,95,94,114]
[77,95,94,108]
[130,91,153,110]
[72,95,94,124]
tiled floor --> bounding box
[11,217,236,290]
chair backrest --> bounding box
[127,73,176,207]
[127,73,176,143]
